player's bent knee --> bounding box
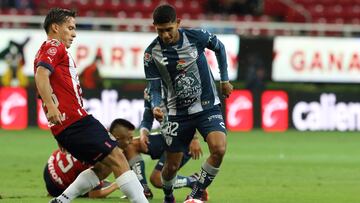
[150,171,162,188]
[102,147,130,175]
[164,164,178,174]
[165,161,181,174]
[211,144,226,159]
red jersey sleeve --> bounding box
[36,39,65,73]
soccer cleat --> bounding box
[201,189,209,201]
[121,186,153,200]
[185,195,205,203]
[48,198,62,203]
[186,189,208,202]
[163,194,175,203]
[188,173,200,188]
[143,186,154,199]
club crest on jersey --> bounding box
[176,59,186,70]
[164,135,173,146]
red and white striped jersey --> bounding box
[34,39,88,135]
[46,149,90,189]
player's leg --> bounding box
[100,147,148,203]
[125,138,153,199]
[161,151,183,203]
[150,152,197,189]
[161,115,196,203]
[50,115,148,203]
[174,152,198,189]
[189,105,227,200]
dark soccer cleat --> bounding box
[143,186,154,199]
[188,173,200,188]
[186,188,208,202]
[201,189,209,201]
[185,195,205,203]
[163,194,175,203]
[48,198,62,203]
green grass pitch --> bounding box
[0,128,360,203]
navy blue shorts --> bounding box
[164,105,227,152]
[55,115,118,165]
[146,133,191,171]
[43,164,64,197]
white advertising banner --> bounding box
[0,29,238,80]
[292,93,360,131]
[273,36,360,83]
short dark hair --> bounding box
[43,8,76,33]
[109,118,135,133]
[153,4,177,24]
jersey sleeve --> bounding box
[144,51,160,80]
[143,50,162,108]
[197,29,229,81]
[140,99,154,132]
[36,40,65,73]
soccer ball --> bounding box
[183,199,204,203]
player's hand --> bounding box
[189,137,203,160]
[46,105,63,125]
[140,129,150,153]
[152,107,164,122]
[220,81,233,98]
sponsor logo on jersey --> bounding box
[189,48,198,59]
[174,72,201,108]
[261,91,288,132]
[47,47,57,56]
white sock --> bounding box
[116,170,149,203]
[56,168,100,203]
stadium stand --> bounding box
[1,0,360,36]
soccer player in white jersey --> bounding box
[143,4,233,202]
[34,8,148,203]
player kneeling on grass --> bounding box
[44,149,118,198]
[44,119,150,199]
[44,118,205,200]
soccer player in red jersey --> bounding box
[34,8,148,203]
[44,149,118,198]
